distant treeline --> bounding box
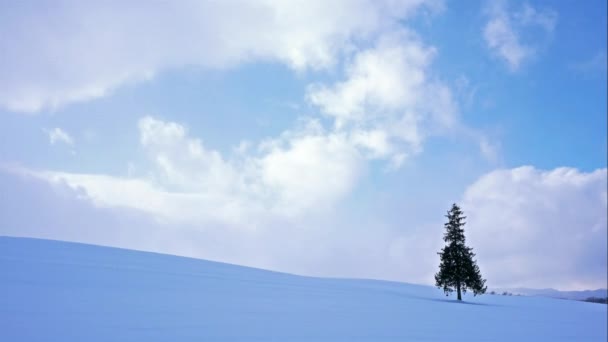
[488,291,517,296]
[488,291,608,303]
[583,297,608,304]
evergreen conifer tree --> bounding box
[435,203,487,300]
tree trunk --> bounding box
[457,282,462,301]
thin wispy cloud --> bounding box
[483,1,557,71]
[571,50,608,75]
[45,127,74,146]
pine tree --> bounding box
[435,203,487,301]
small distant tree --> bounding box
[435,203,487,301]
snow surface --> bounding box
[1,237,606,341]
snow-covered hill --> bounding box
[1,237,606,341]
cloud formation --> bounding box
[45,127,73,145]
[19,12,464,226]
[0,0,441,113]
[483,1,557,70]
[29,28,462,226]
[308,30,457,167]
[462,166,607,290]
[29,116,364,226]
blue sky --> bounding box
[0,0,606,290]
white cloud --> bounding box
[308,30,458,165]
[21,8,465,225]
[3,0,485,231]
[23,30,462,230]
[259,126,364,216]
[45,127,74,145]
[462,166,607,290]
[351,129,393,159]
[483,14,530,71]
[515,3,557,32]
[0,0,441,113]
[138,116,239,194]
[479,136,500,163]
[483,1,557,71]
[29,116,364,225]
[308,31,436,129]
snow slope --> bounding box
[1,237,606,341]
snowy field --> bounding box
[1,237,606,341]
